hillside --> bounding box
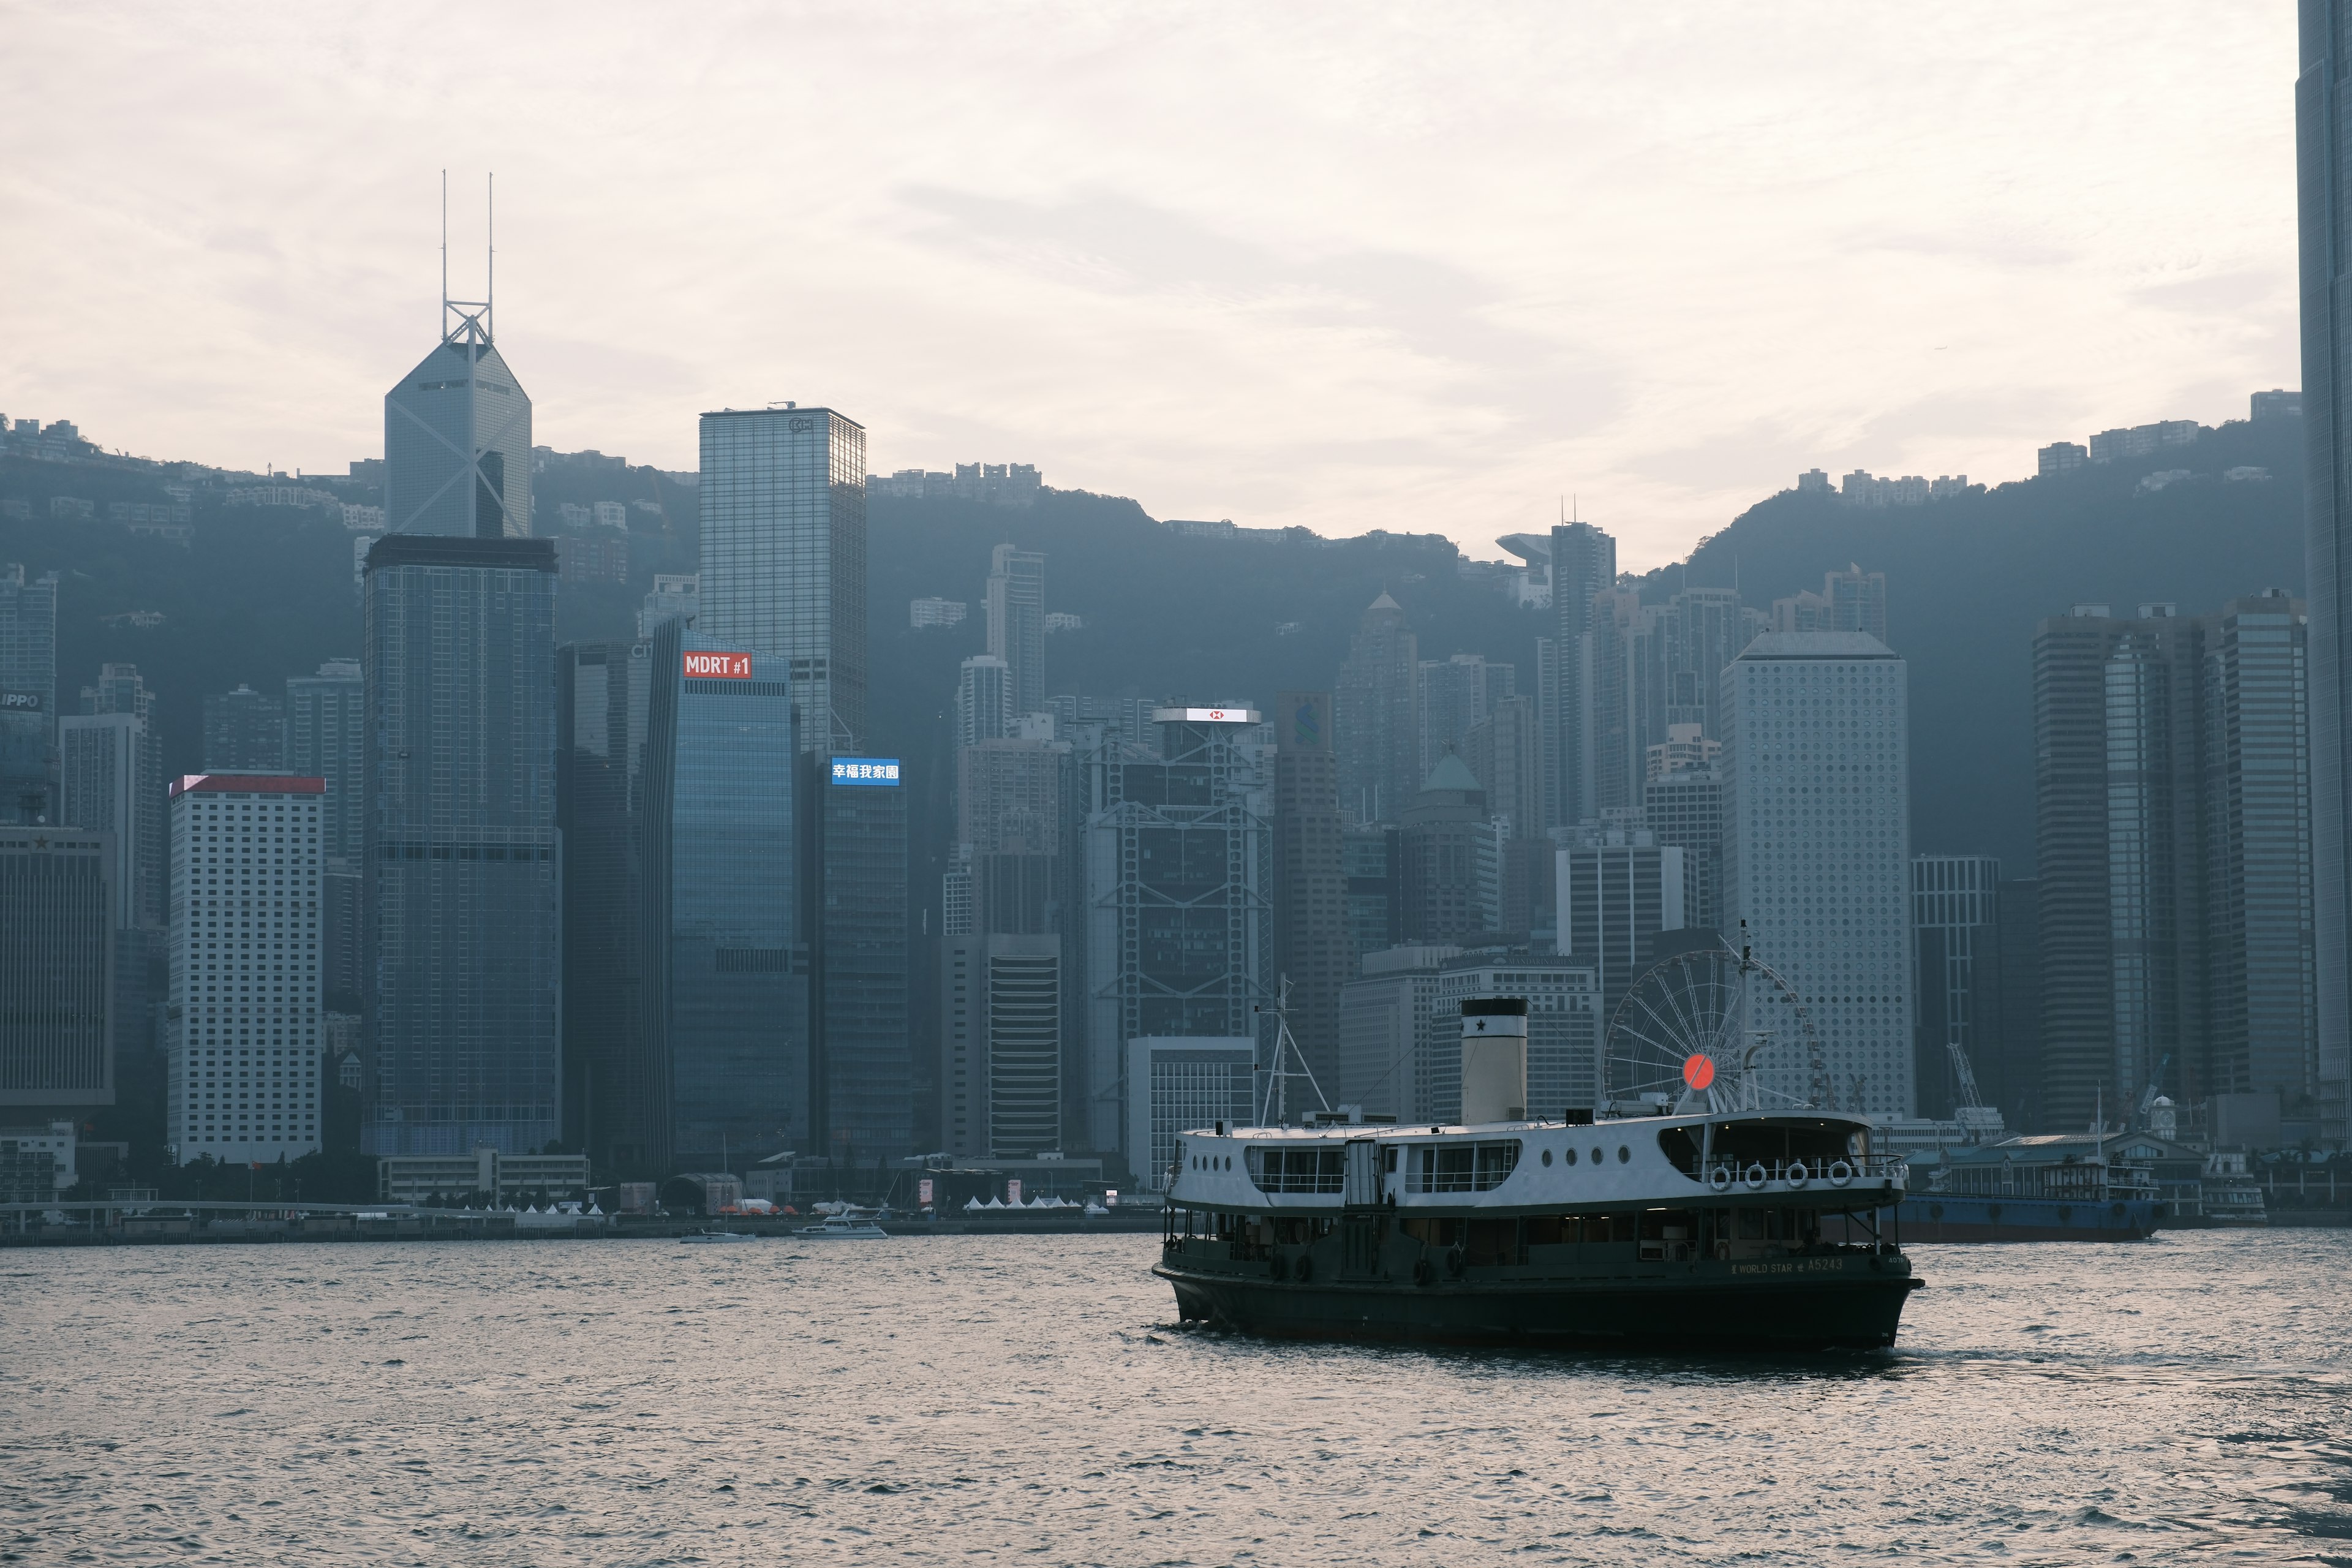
[1641,415,2305,871]
[0,412,2309,892]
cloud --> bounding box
[0,1,2301,568]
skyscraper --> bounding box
[1271,690,1348,1095]
[0,564,59,824]
[957,655,1013,747]
[1335,594,1418,826]
[203,685,287,772]
[73,665,167,1084]
[1556,823,1685,1043]
[698,407,869,753]
[940,932,1061,1159]
[1588,583,1765,816]
[809,752,911,1163]
[639,573,699,636]
[285,662,364,866]
[1417,654,1511,777]
[165,774,322,1161]
[557,638,656,1172]
[1772,566,1889,643]
[1463,693,1543,836]
[957,735,1070,935]
[2034,595,2323,1137]
[59,715,154,930]
[1085,707,1271,1161]
[79,664,164,929]
[2301,10,2352,1133]
[1644,761,1725,938]
[641,630,804,1171]
[1545,521,1616,829]
[0,829,114,1113]
[2203,592,2320,1120]
[383,290,531,538]
[2032,605,2206,1131]
[286,660,364,1011]
[1910,854,2004,1123]
[1395,754,1500,944]
[986,544,1046,718]
[361,533,560,1156]
[1722,631,1913,1117]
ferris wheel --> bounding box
[1603,933,1826,1112]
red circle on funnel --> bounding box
[1683,1054,1716,1091]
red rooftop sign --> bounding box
[169,774,327,798]
[684,652,752,679]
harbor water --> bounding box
[4,1229,2349,1564]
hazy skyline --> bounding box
[1,2,2297,569]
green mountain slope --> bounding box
[2,412,2305,888]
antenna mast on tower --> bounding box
[440,171,494,349]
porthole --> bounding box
[1617,1145,1630,1164]
[1541,1148,1553,1167]
[1591,1147,1604,1165]
[1564,1147,1578,1166]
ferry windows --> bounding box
[1656,1128,1701,1176]
[1541,1148,1553,1167]
[1404,1140,1522,1194]
[1618,1146,1631,1164]
[1591,1147,1604,1166]
[1249,1145,1344,1194]
[1564,1147,1578,1166]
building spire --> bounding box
[439,172,494,348]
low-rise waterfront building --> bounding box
[377,1147,592,1206]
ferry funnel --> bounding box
[1460,997,1528,1124]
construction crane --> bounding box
[1943,1030,2005,1144]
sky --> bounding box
[0,3,2301,569]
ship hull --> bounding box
[1155,1253,1918,1351]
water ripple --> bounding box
[2,1230,2348,1562]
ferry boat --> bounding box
[1153,997,1923,1351]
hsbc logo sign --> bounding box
[684,652,752,679]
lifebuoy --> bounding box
[1828,1160,1853,1187]
[1413,1257,1435,1286]
[1294,1256,1313,1283]
[1709,1164,1733,1193]
[1787,1161,1809,1188]
[1743,1163,1768,1190]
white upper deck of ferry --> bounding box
[1167,1110,1906,1214]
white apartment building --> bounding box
[1721,632,1913,1117]
[167,774,326,1163]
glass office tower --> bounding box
[697,407,868,753]
[0,564,58,824]
[361,535,561,1155]
[809,753,911,1163]
[383,306,532,538]
[557,638,656,1172]
[1084,708,1273,1158]
[643,623,805,1170]
[287,659,364,1011]
[2296,4,2352,1141]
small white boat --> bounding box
[799,1214,887,1240]
[677,1227,760,1244]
